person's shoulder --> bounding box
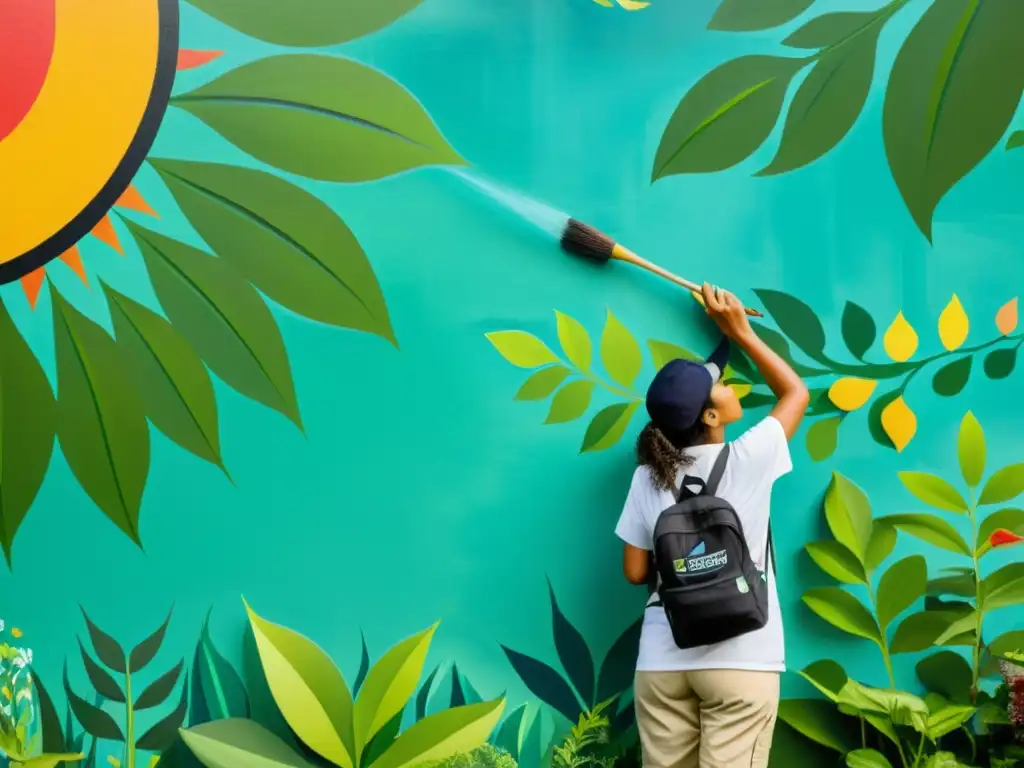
[729,415,786,450]
[630,464,658,488]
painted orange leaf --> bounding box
[20,270,45,308]
[828,378,877,412]
[989,528,1024,548]
[883,312,918,362]
[881,395,916,453]
[176,49,224,71]
[115,185,158,217]
[59,246,88,285]
[938,294,969,351]
[91,215,124,254]
[996,298,1018,335]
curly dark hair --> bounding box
[636,412,710,491]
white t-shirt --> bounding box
[614,416,792,672]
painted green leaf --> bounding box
[708,0,815,32]
[581,402,639,453]
[77,640,125,703]
[493,704,526,761]
[595,618,642,703]
[777,699,858,753]
[891,610,974,654]
[414,667,440,722]
[501,647,580,724]
[547,581,595,708]
[651,55,804,178]
[927,570,975,597]
[135,661,184,710]
[759,25,880,175]
[921,752,962,768]
[881,514,971,556]
[916,651,973,704]
[486,332,560,369]
[805,417,840,462]
[824,473,872,564]
[127,222,301,428]
[180,719,313,768]
[980,562,1024,611]
[515,368,571,401]
[979,462,1024,505]
[63,663,124,741]
[989,630,1024,659]
[646,340,698,371]
[923,699,976,741]
[882,0,1024,240]
[864,521,897,574]
[1009,131,1024,150]
[983,347,1017,379]
[172,55,464,182]
[354,624,436,758]
[52,289,149,545]
[30,670,67,753]
[754,290,827,361]
[545,381,594,425]
[876,555,927,630]
[845,749,893,768]
[784,10,878,48]
[978,507,1024,554]
[0,297,55,566]
[958,411,986,488]
[554,312,592,372]
[797,659,847,700]
[17,754,86,768]
[802,587,881,644]
[804,540,865,585]
[898,472,968,513]
[245,600,354,768]
[932,357,972,397]
[81,609,126,672]
[868,389,902,449]
[151,160,395,343]
[136,680,189,751]
[749,322,825,377]
[129,608,172,673]
[196,611,250,721]
[599,311,641,388]
[839,301,877,360]
[371,698,505,768]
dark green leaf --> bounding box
[797,659,847,699]
[807,388,841,416]
[880,513,971,556]
[493,704,526,761]
[500,646,581,724]
[449,664,466,708]
[802,587,881,644]
[81,609,126,673]
[135,661,184,710]
[804,540,865,584]
[185,0,424,46]
[596,617,641,703]
[547,581,595,707]
[78,640,125,702]
[172,55,463,182]
[877,555,927,630]
[777,699,858,753]
[361,709,402,767]
[0,297,56,566]
[916,651,973,704]
[838,301,876,360]
[927,570,975,597]
[646,340,698,371]
[126,222,301,428]
[898,471,968,513]
[53,289,149,546]
[130,608,172,673]
[63,663,124,741]
[868,389,902,449]
[580,402,639,453]
[980,463,1024,505]
[753,290,827,361]
[759,25,880,175]
[708,0,815,32]
[931,357,972,397]
[749,323,824,377]
[891,610,975,654]
[726,348,761,382]
[545,381,594,424]
[740,391,776,409]
[354,633,370,697]
[784,10,878,48]
[989,630,1024,660]
[805,417,841,462]
[845,749,893,768]
[864,521,897,574]
[1009,131,1024,149]
[651,55,804,179]
[958,411,986,488]
[515,368,571,401]
[979,508,1024,554]
[31,669,68,753]
[882,0,1024,241]
[980,562,1024,611]
[414,666,439,722]
[824,472,872,564]
[136,675,189,750]
[195,619,250,725]
[983,348,1017,379]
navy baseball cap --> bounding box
[646,337,731,434]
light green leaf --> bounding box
[802,587,881,644]
[554,312,592,372]
[151,160,394,342]
[979,463,1024,505]
[916,651,973,705]
[804,540,866,584]
[581,402,639,453]
[864,521,897,574]
[185,0,424,46]
[876,555,927,630]
[244,600,354,768]
[989,630,1024,660]
[927,570,975,597]
[882,0,1024,241]
[15,755,86,768]
[923,696,976,741]
[545,381,594,425]
[958,411,985,488]
[898,472,968,513]
[514,368,571,402]
[776,699,858,753]
[0,297,56,565]
[371,699,505,768]
[708,0,815,32]
[836,683,929,733]
[354,625,436,758]
[891,610,975,654]
[978,508,1024,554]
[599,310,642,388]
[127,222,301,428]
[980,562,1024,611]
[805,417,841,462]
[880,514,971,556]
[652,55,805,178]
[180,719,313,768]
[921,753,962,768]
[51,288,148,546]
[172,55,463,182]
[646,340,698,370]
[824,473,873,563]
[486,332,560,369]
[797,659,847,700]
[846,749,892,768]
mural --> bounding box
[1,0,1023,767]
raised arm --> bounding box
[701,283,810,439]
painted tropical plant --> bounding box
[487,292,1023,462]
[590,0,650,10]
[178,601,505,768]
[653,0,1024,242]
[0,0,462,565]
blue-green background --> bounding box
[2,0,1023,757]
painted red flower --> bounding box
[989,529,1024,548]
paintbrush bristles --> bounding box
[560,219,615,263]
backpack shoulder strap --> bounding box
[705,444,731,497]
[768,521,776,573]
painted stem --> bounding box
[867,582,897,688]
[969,490,983,702]
[125,667,135,768]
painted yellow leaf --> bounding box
[996,297,1018,335]
[728,382,753,399]
[883,312,918,362]
[938,295,969,351]
[881,396,916,453]
[616,0,651,8]
[828,378,877,412]
[592,0,614,6]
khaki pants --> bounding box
[634,669,779,768]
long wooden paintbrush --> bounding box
[559,219,763,318]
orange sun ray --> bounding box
[90,214,124,254]
[20,269,45,309]
[177,49,223,71]
[59,245,88,285]
[115,184,158,217]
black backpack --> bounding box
[647,445,775,649]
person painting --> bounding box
[614,283,810,768]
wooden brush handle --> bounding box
[610,244,763,318]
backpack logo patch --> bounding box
[673,540,728,574]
